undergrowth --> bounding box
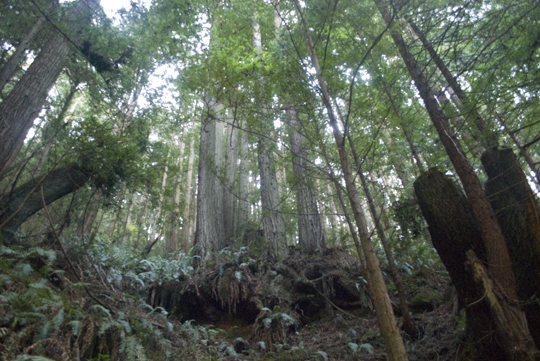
[0,237,192,361]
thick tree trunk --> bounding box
[414,169,504,360]
[254,18,287,258]
[293,2,408,359]
[258,137,288,258]
[0,0,53,93]
[0,163,87,243]
[376,2,540,355]
[194,96,226,259]
[287,106,325,254]
[0,0,100,173]
[482,147,540,348]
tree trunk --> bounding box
[349,135,417,338]
[293,2,408,359]
[194,96,226,259]
[414,168,504,360]
[0,2,51,93]
[181,134,196,251]
[0,163,87,243]
[0,0,100,173]
[482,147,540,348]
[258,136,288,258]
[376,2,540,355]
[287,106,325,255]
[165,138,184,253]
[254,18,287,259]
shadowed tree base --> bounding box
[414,169,504,361]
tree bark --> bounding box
[414,169,504,360]
[349,135,417,338]
[0,0,100,173]
[0,0,53,93]
[293,2,408,359]
[194,96,226,259]
[482,147,540,348]
[254,17,287,258]
[374,0,520,307]
[0,163,87,243]
[375,2,540,355]
[287,106,325,255]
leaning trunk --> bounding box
[0,0,100,173]
[373,2,538,357]
[293,2,408,359]
[0,163,87,243]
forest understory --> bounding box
[2,0,540,359]
[0,238,457,361]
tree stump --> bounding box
[482,147,540,348]
[414,168,504,360]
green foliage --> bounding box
[0,241,176,361]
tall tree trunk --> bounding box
[482,147,540,348]
[414,169,504,361]
[373,1,538,357]
[194,96,226,259]
[181,134,196,251]
[254,17,287,258]
[0,0,58,94]
[347,134,417,338]
[0,0,100,173]
[293,3,408,359]
[0,163,87,243]
[287,106,325,254]
[166,139,185,253]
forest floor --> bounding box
[0,240,460,360]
